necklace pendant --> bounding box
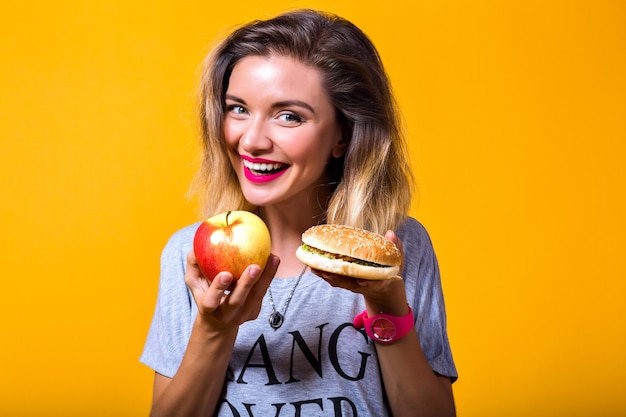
[267,265,307,330]
[269,311,284,330]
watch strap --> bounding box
[353,306,414,344]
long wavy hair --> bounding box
[190,9,414,234]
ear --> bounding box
[331,134,349,158]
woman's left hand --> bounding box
[312,230,409,316]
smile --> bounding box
[243,159,285,174]
[242,158,289,183]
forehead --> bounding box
[227,55,329,104]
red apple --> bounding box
[193,210,271,281]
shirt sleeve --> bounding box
[139,224,199,378]
[398,217,458,382]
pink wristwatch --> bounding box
[353,306,414,345]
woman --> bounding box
[141,9,457,416]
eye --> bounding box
[225,104,248,115]
[277,111,303,125]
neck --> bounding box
[258,187,330,278]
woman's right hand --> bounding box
[150,252,279,417]
[184,250,280,332]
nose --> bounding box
[239,117,273,154]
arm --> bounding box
[150,321,237,417]
[364,280,455,417]
[149,252,280,417]
[317,231,456,417]
[377,337,455,417]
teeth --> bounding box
[243,160,284,172]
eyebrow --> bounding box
[225,94,315,114]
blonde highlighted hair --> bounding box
[190,9,414,234]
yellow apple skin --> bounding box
[193,211,271,281]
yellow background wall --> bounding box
[1,1,624,416]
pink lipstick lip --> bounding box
[243,164,288,183]
[240,155,282,164]
[239,155,289,184]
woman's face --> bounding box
[223,54,345,208]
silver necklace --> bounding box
[268,266,307,330]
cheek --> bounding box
[283,135,331,165]
[222,123,242,171]
[223,121,239,148]
[291,139,337,178]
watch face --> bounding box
[371,317,396,342]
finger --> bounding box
[185,251,210,293]
[214,255,279,323]
[315,270,364,292]
[229,254,279,305]
[385,230,405,275]
[384,229,397,242]
[200,271,234,311]
[385,230,402,250]
[263,254,280,279]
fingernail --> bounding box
[249,265,261,280]
[263,256,279,273]
[219,274,232,285]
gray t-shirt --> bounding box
[140,216,457,416]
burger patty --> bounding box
[300,244,390,268]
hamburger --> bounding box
[295,224,402,280]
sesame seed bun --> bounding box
[295,224,402,280]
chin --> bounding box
[240,188,279,207]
